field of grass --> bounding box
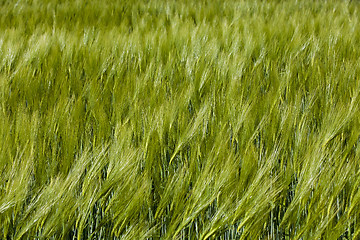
[1,0,360,239]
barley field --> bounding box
[1,0,360,239]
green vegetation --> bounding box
[1,0,360,239]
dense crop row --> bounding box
[1,0,360,239]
